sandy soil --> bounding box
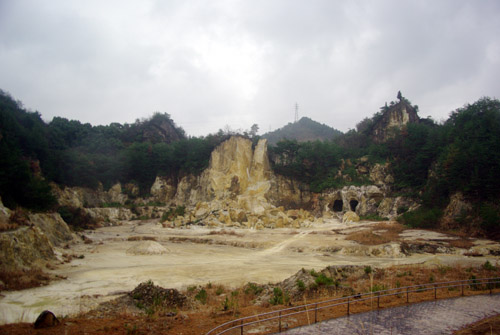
[0,218,498,325]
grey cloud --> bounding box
[0,0,499,135]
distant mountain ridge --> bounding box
[263,117,342,144]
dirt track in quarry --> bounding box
[1,218,498,325]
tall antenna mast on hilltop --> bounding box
[294,103,299,123]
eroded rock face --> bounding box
[441,192,472,228]
[323,186,382,216]
[0,227,55,271]
[53,182,129,208]
[158,137,319,228]
[369,163,394,185]
[320,185,417,219]
[84,207,135,224]
[183,137,274,207]
[0,212,74,272]
[169,137,308,210]
[268,175,312,209]
[108,183,128,204]
[29,213,73,247]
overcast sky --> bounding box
[1,1,499,136]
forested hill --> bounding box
[0,89,228,209]
[263,117,342,144]
[267,96,500,235]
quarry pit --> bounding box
[1,217,498,325]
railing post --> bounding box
[278,311,281,333]
[205,278,500,335]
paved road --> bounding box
[283,293,500,334]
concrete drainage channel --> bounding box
[206,277,500,335]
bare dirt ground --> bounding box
[0,217,499,333]
[454,313,500,334]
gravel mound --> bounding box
[126,241,168,255]
[130,281,186,309]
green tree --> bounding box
[437,97,500,200]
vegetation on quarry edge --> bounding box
[1,89,500,235]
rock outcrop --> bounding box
[172,137,275,207]
[440,192,473,229]
[372,98,419,143]
[320,185,417,220]
[139,113,186,143]
[29,213,73,247]
[0,212,74,271]
[53,182,140,209]
[85,207,135,224]
[149,137,309,211]
[150,176,177,204]
[0,226,55,271]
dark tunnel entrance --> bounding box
[332,200,343,212]
[349,200,359,211]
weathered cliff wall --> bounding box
[150,137,310,210]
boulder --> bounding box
[34,310,60,329]
[342,211,360,224]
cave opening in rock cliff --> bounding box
[331,200,343,212]
[349,200,359,211]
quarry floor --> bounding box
[1,218,499,325]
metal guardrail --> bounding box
[206,277,500,335]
